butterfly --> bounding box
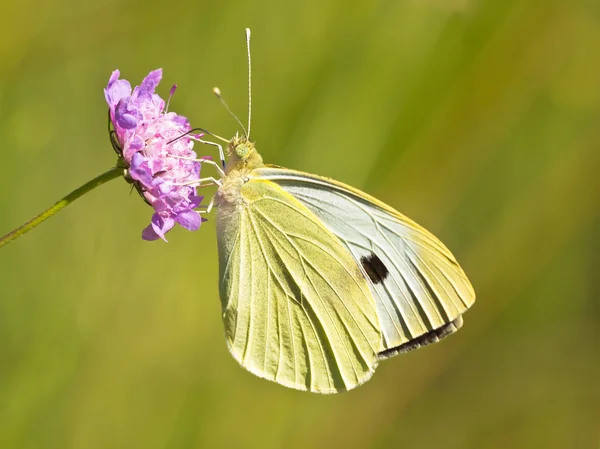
[204,29,475,394]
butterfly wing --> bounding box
[253,167,475,359]
[215,176,381,393]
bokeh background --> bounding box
[1,0,599,448]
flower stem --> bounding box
[0,167,123,249]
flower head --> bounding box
[105,69,205,241]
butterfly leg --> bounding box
[197,139,226,169]
[167,131,225,167]
[198,195,215,214]
[172,152,225,178]
[198,157,226,177]
[197,176,222,187]
[171,176,222,188]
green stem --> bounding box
[0,167,123,249]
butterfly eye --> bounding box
[235,144,250,159]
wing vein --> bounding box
[246,208,300,383]
[254,206,379,354]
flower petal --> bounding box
[129,153,154,187]
[141,224,160,241]
[143,213,175,242]
[104,71,132,108]
[140,69,162,94]
[175,210,202,231]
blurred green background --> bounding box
[1,0,599,448]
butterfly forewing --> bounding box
[253,167,475,358]
[216,177,381,393]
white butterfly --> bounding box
[200,30,474,394]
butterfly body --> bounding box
[215,136,475,393]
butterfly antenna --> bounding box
[245,27,252,139]
[213,87,248,136]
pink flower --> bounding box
[105,69,205,241]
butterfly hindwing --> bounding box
[253,167,476,358]
[216,177,381,393]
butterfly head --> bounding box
[225,132,263,173]
[234,141,252,159]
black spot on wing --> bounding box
[377,316,464,360]
[360,253,389,285]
